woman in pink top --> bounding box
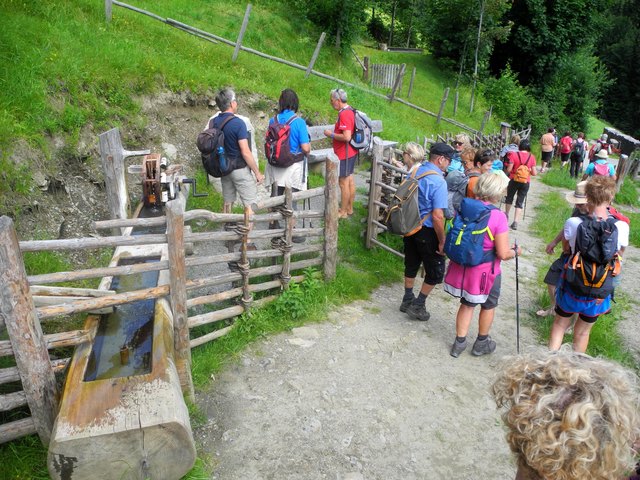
[444,172,522,358]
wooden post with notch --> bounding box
[363,56,369,81]
[0,216,58,445]
[436,87,450,124]
[281,188,294,288]
[232,4,252,62]
[305,32,326,79]
[323,154,339,280]
[165,197,194,401]
[98,128,150,235]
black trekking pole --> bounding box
[514,238,520,354]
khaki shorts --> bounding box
[221,167,257,207]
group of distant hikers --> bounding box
[196,86,639,480]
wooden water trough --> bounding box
[47,241,196,480]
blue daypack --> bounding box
[444,198,497,266]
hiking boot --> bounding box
[450,339,467,358]
[399,295,415,313]
[406,303,430,322]
[510,221,518,230]
[471,336,496,356]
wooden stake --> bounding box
[105,0,112,22]
[407,67,416,99]
[436,87,450,124]
[323,155,339,280]
[305,32,326,79]
[366,137,384,249]
[232,4,252,62]
[281,188,294,289]
[0,216,58,445]
[388,63,406,102]
[166,198,194,401]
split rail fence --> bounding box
[0,158,339,445]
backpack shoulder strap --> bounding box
[285,114,299,126]
[217,114,235,131]
[415,170,439,180]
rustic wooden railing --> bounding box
[0,156,339,445]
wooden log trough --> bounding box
[47,224,196,479]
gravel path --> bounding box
[194,172,640,480]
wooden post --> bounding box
[388,63,406,102]
[305,32,326,79]
[479,110,490,133]
[165,198,194,401]
[240,206,253,303]
[500,121,511,141]
[453,90,459,116]
[232,4,252,62]
[366,137,384,249]
[98,128,150,234]
[363,56,369,81]
[323,154,339,280]
[0,216,58,445]
[281,188,294,289]
[436,87,450,124]
[105,0,112,22]
[615,154,630,192]
[407,67,416,99]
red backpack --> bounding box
[593,162,612,176]
[264,115,304,168]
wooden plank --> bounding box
[407,67,416,99]
[232,3,252,62]
[305,32,326,79]
[371,237,405,258]
[0,216,58,445]
[29,286,115,297]
[0,417,36,445]
[105,0,112,22]
[307,121,383,142]
[166,198,194,401]
[366,138,384,249]
[0,391,27,412]
[190,325,234,349]
[389,64,406,101]
[323,154,339,280]
[32,296,114,315]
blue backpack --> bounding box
[444,198,497,266]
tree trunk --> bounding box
[388,1,397,47]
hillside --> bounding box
[0,0,499,231]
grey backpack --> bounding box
[383,169,438,236]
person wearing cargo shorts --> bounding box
[400,142,454,322]
[210,87,264,214]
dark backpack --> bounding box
[444,198,497,266]
[196,115,236,178]
[264,114,305,168]
[564,217,620,299]
[383,168,438,236]
[445,170,469,219]
[348,108,373,152]
[571,141,585,161]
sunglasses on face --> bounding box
[453,141,463,146]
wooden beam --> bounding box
[165,197,194,401]
[323,154,339,280]
[0,417,36,445]
[436,87,450,124]
[388,63,406,102]
[0,216,58,445]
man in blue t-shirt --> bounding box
[401,142,454,322]
[210,88,264,214]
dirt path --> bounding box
[194,172,640,480]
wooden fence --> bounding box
[0,158,339,445]
[370,63,405,89]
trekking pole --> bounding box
[514,238,520,354]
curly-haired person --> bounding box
[492,348,640,480]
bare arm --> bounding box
[432,208,446,254]
[238,139,264,184]
[323,129,352,142]
[300,142,311,155]
[546,229,565,254]
[494,232,520,260]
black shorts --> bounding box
[543,254,569,286]
[339,154,357,177]
[403,226,446,285]
[561,152,570,163]
[504,180,530,209]
[554,304,599,324]
[541,151,553,163]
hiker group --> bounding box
[386,130,626,358]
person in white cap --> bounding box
[582,149,616,180]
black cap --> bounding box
[429,142,456,159]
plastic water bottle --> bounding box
[217,146,226,171]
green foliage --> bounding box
[614,178,639,208]
[291,0,368,52]
[0,435,49,480]
[539,166,579,191]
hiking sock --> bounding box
[455,336,466,344]
[477,334,488,342]
[415,292,428,306]
[403,287,414,301]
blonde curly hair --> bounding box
[492,348,640,480]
